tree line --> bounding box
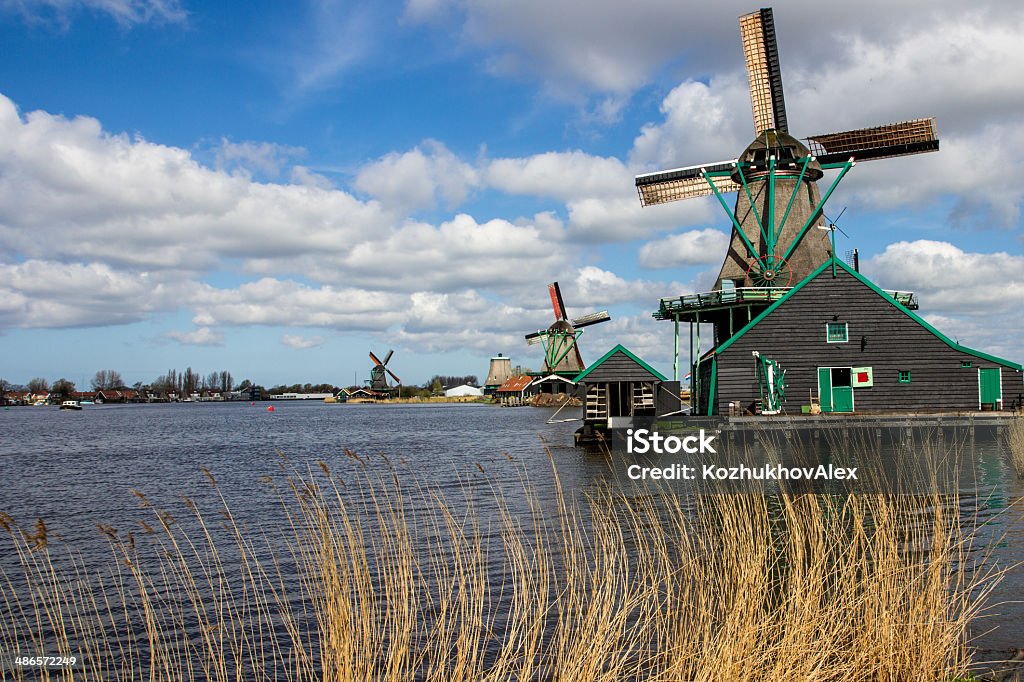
[1,369,497,405]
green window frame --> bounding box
[826,322,849,343]
[898,370,911,384]
[960,360,973,368]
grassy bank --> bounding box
[0,452,1002,681]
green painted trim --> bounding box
[707,357,717,416]
[782,160,854,263]
[777,156,812,246]
[573,344,669,383]
[733,162,767,245]
[767,157,776,256]
[705,170,759,261]
[713,259,1023,371]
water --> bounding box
[1,402,1022,673]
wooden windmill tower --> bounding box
[638,7,939,386]
[525,282,610,375]
[636,7,939,291]
[368,349,401,398]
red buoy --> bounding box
[267,405,274,412]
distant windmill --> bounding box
[368,350,401,397]
[525,282,610,374]
[635,7,938,289]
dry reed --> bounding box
[0,444,1005,681]
[1007,418,1024,478]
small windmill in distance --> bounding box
[525,282,610,375]
[368,349,401,398]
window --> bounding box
[826,322,848,343]
[960,360,973,368]
[898,370,911,384]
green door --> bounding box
[832,386,854,413]
[817,367,832,413]
[831,367,854,413]
[979,368,1001,407]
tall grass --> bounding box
[0,449,1002,681]
[1008,418,1024,478]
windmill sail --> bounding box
[571,311,611,328]
[806,118,939,164]
[635,162,740,207]
[740,7,788,135]
[549,283,568,321]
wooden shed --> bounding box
[573,345,682,443]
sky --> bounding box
[1,0,1022,389]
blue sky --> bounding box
[1,0,1022,389]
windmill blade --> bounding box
[635,161,739,207]
[806,118,939,165]
[525,333,544,346]
[740,7,788,135]
[385,368,401,385]
[382,349,394,366]
[369,351,384,367]
[571,311,611,328]
[548,282,568,321]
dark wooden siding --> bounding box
[714,268,1022,414]
[581,351,662,383]
[657,380,682,415]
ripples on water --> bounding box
[1,402,1022,675]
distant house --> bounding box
[95,389,142,404]
[346,388,375,400]
[444,384,483,397]
[495,375,536,405]
[5,391,30,406]
[529,374,576,395]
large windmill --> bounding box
[525,282,610,375]
[636,7,939,290]
[368,349,401,398]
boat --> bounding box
[60,400,83,410]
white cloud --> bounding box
[166,327,224,346]
[866,240,1024,313]
[402,1,1017,106]
[865,240,1024,360]
[0,260,190,328]
[630,77,750,171]
[485,151,628,202]
[486,149,716,241]
[189,279,409,331]
[638,229,730,269]
[567,266,684,308]
[1,0,186,26]
[215,139,306,179]
[355,140,480,213]
[0,94,393,272]
[277,213,572,291]
[281,334,326,349]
